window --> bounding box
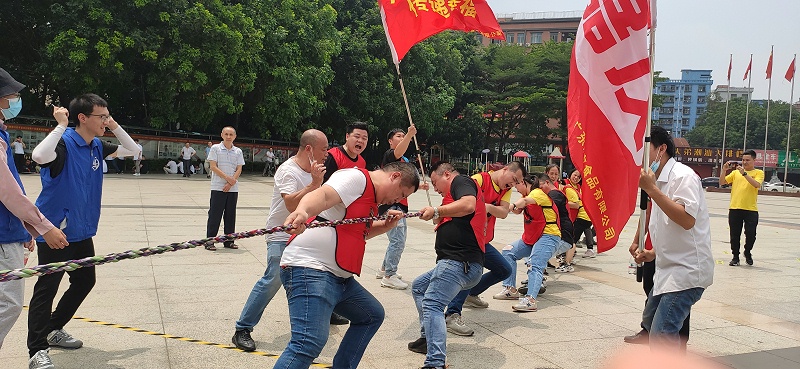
[506,33,514,43]
[660,118,673,125]
[660,107,673,114]
[530,32,542,44]
[697,108,706,115]
[476,35,483,44]
[684,85,692,92]
[682,118,690,126]
[562,32,576,42]
[698,86,706,93]
[668,85,676,91]
[664,96,674,103]
[697,96,706,104]
[517,33,525,45]
[683,96,692,103]
[550,32,560,41]
[730,94,737,98]
[683,108,691,115]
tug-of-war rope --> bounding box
[0,212,423,282]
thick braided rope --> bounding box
[0,212,423,282]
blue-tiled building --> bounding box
[652,69,713,138]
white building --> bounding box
[712,85,754,102]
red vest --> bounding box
[434,178,486,252]
[329,146,366,171]
[288,168,377,276]
[521,190,560,245]
[477,172,509,243]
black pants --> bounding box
[182,159,192,176]
[574,218,594,250]
[14,153,25,172]
[28,238,96,357]
[641,260,690,348]
[207,191,238,247]
[728,209,758,258]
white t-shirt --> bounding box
[280,168,369,278]
[208,143,245,192]
[650,158,714,296]
[133,143,143,160]
[266,150,275,162]
[165,160,178,173]
[180,146,196,160]
[11,141,24,154]
[266,157,313,243]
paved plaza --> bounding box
[2,173,799,369]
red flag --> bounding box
[743,55,752,80]
[727,55,732,81]
[567,0,652,253]
[379,0,504,64]
[786,56,796,82]
[766,50,773,79]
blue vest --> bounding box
[0,129,30,243]
[35,128,104,242]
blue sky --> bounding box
[486,0,800,102]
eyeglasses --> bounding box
[84,113,110,122]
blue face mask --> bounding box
[650,150,663,173]
[1,96,22,120]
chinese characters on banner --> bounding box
[566,0,653,253]
[379,0,505,64]
[754,150,779,168]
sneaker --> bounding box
[375,269,402,280]
[445,313,474,336]
[232,329,256,352]
[493,286,520,300]
[744,253,754,266]
[464,295,489,309]
[381,275,408,290]
[554,263,575,273]
[29,349,55,369]
[583,249,597,258]
[729,258,740,266]
[330,312,349,325]
[408,337,427,354]
[47,329,82,349]
[512,296,538,312]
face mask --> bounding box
[308,148,315,167]
[650,150,663,173]
[1,96,22,120]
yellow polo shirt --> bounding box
[726,169,764,211]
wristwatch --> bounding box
[432,207,440,219]
[512,204,518,211]
[742,171,748,176]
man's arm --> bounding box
[739,168,762,188]
[639,168,696,230]
[284,185,344,234]
[420,195,476,221]
[32,107,70,165]
[282,162,326,212]
[392,125,417,160]
[486,201,510,219]
[104,117,140,157]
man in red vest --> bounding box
[275,161,420,369]
[323,121,368,182]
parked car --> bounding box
[763,182,800,193]
[701,177,721,188]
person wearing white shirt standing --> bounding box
[205,126,245,250]
[11,135,25,173]
[635,126,713,350]
[179,142,196,178]
[204,141,213,178]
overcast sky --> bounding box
[486,0,800,102]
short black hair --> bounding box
[523,175,539,189]
[16,135,22,139]
[506,160,528,178]
[387,128,405,141]
[431,160,456,175]
[742,149,756,159]
[347,121,369,134]
[69,93,108,127]
[650,125,675,158]
[383,161,420,191]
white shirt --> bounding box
[266,150,275,162]
[650,158,714,296]
[208,143,245,192]
[180,146,196,160]
[280,169,368,278]
[165,160,178,173]
[266,157,313,243]
[133,143,143,160]
[11,141,24,154]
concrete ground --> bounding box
[1,172,799,369]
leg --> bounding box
[134,159,141,174]
[222,192,239,247]
[0,243,25,349]
[49,239,96,331]
[28,243,69,357]
[331,278,385,369]
[742,210,758,261]
[525,235,560,301]
[235,241,286,332]
[583,223,595,250]
[728,209,744,260]
[206,191,225,247]
[468,244,512,296]
[381,207,407,277]
[649,288,704,349]
[500,239,534,288]
[273,267,338,369]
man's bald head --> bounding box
[300,129,327,147]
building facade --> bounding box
[712,85,754,102]
[652,69,713,138]
[480,11,581,46]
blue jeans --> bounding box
[412,259,482,368]
[381,207,407,276]
[275,267,384,369]
[642,287,704,349]
[507,234,570,300]
[235,241,286,331]
[445,244,511,316]
[501,238,535,288]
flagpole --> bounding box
[764,46,774,175]
[744,54,753,151]
[721,54,732,175]
[394,62,432,206]
[784,54,796,192]
[636,18,656,282]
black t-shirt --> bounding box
[378,148,410,214]
[435,175,484,265]
[548,190,575,244]
[41,138,118,178]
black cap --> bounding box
[0,68,25,97]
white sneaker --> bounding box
[29,349,55,369]
[380,275,408,290]
[582,249,597,258]
[512,296,538,312]
[375,269,402,280]
[445,313,474,336]
[493,286,520,300]
[47,329,83,349]
[464,295,489,308]
[554,263,575,273]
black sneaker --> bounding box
[232,329,256,352]
[408,337,427,354]
[744,252,753,266]
[330,312,350,325]
[729,258,740,266]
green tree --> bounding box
[686,99,795,150]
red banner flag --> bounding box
[743,55,752,80]
[567,0,652,253]
[727,55,732,81]
[766,50,773,79]
[379,0,505,64]
[786,56,796,82]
